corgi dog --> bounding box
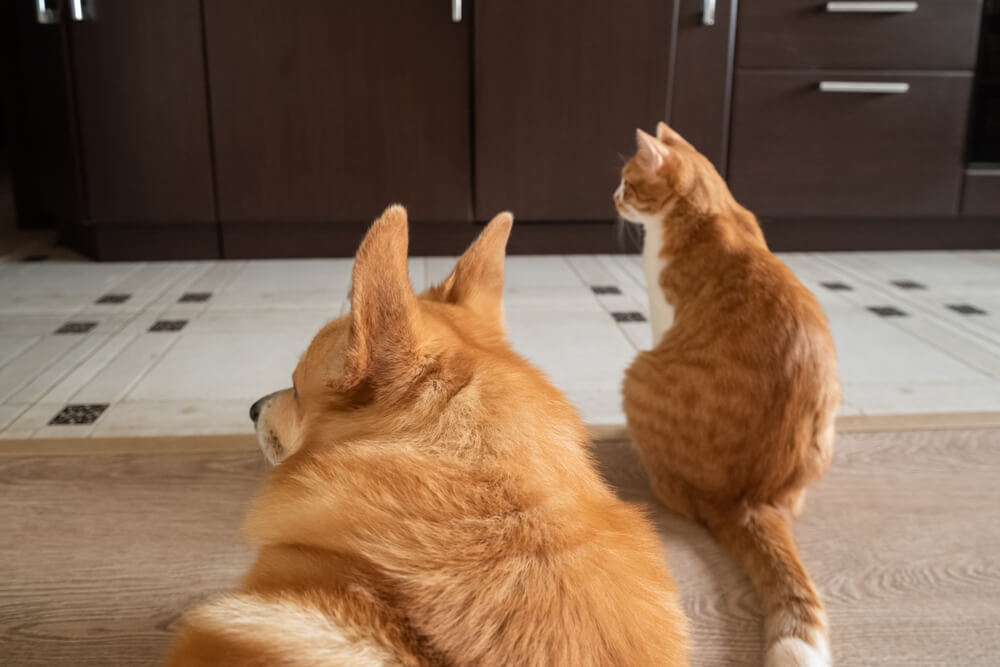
[165,205,689,666]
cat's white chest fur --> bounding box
[641,220,674,346]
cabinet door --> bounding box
[68,0,215,223]
[474,0,676,221]
[204,1,471,223]
[669,0,737,174]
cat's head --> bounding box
[614,122,723,227]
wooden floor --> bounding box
[1,428,998,666]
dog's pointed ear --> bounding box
[342,204,418,389]
[430,211,512,331]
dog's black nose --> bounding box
[249,398,263,423]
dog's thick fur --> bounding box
[165,206,689,666]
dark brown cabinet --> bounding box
[474,0,675,221]
[203,0,472,227]
[68,0,215,226]
[7,0,997,257]
[737,0,983,70]
[728,71,973,218]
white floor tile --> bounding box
[596,255,645,290]
[824,251,1000,294]
[0,335,41,368]
[504,256,583,289]
[71,330,180,404]
[0,336,86,403]
[0,402,66,439]
[183,309,336,336]
[566,387,626,426]
[126,333,306,402]
[425,257,458,288]
[0,404,26,431]
[92,400,254,437]
[8,334,110,405]
[503,285,597,305]
[507,302,635,397]
[830,312,988,385]
[843,381,1000,415]
[39,330,143,404]
[565,255,619,286]
[0,314,82,337]
[618,321,653,351]
[408,258,427,292]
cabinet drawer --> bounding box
[962,170,1000,217]
[738,0,982,70]
[728,72,972,218]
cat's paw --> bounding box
[764,637,831,667]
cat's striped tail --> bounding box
[708,504,831,667]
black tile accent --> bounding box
[612,311,647,323]
[820,281,853,291]
[867,306,908,318]
[947,304,988,316]
[149,319,188,332]
[96,293,132,304]
[55,321,98,334]
[21,254,48,262]
[49,403,108,426]
[179,291,212,303]
[891,280,926,290]
[591,285,622,295]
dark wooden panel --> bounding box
[68,0,215,223]
[91,223,220,260]
[4,0,84,228]
[669,0,737,174]
[222,220,639,258]
[738,0,982,70]
[204,0,471,224]
[728,71,972,218]
[474,0,676,220]
[962,169,1000,217]
[760,217,1000,251]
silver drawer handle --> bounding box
[819,81,910,94]
[702,0,716,25]
[825,2,918,13]
[36,0,60,23]
[452,0,461,22]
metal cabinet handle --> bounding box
[819,81,910,94]
[36,0,60,24]
[825,2,918,13]
[452,0,461,22]
[702,0,716,25]
[69,0,94,21]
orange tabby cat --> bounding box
[614,123,841,667]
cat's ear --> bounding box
[656,121,692,148]
[636,128,671,173]
[427,212,512,336]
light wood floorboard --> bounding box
[1,429,997,665]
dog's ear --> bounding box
[430,212,512,333]
[342,204,419,389]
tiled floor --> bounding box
[0,243,998,439]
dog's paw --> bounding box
[764,637,831,667]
